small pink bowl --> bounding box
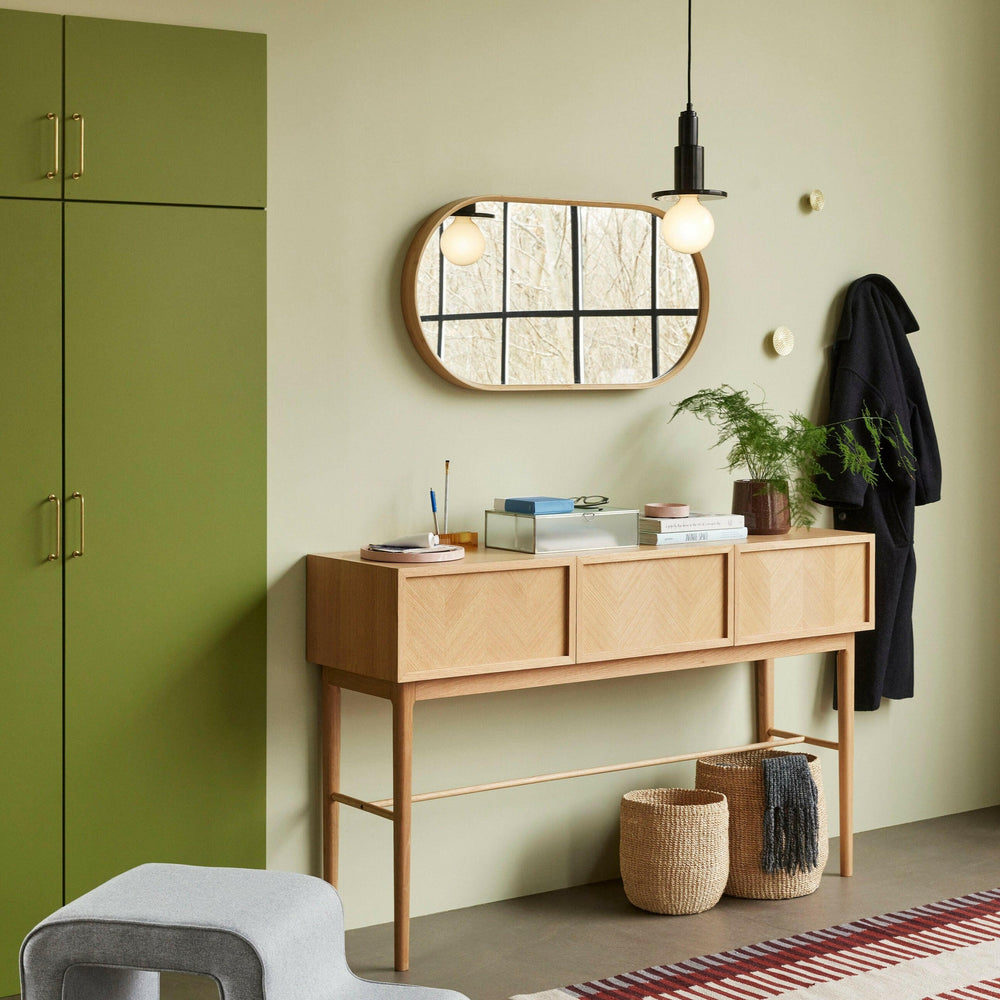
[644,502,690,518]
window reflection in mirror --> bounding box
[403,197,708,391]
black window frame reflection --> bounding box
[422,204,700,386]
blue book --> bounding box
[504,496,575,515]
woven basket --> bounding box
[619,787,729,915]
[695,749,827,900]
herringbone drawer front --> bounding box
[400,566,572,676]
[577,551,732,661]
[735,540,873,642]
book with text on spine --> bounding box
[639,526,749,546]
[638,512,744,533]
[503,496,575,514]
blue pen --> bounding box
[430,489,439,536]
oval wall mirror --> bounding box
[401,196,709,391]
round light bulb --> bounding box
[440,215,486,266]
[660,195,715,254]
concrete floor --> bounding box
[345,806,1000,1000]
[9,807,998,1000]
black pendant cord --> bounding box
[687,0,692,109]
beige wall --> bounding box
[14,0,1000,928]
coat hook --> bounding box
[772,326,795,356]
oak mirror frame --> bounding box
[401,196,709,391]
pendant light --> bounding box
[652,0,726,254]
[439,204,495,266]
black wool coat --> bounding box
[817,274,942,711]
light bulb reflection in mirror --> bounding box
[440,215,486,265]
[660,195,715,254]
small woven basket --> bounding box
[695,749,827,900]
[619,787,729,915]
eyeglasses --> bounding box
[572,495,609,509]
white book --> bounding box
[638,512,744,533]
[639,526,749,545]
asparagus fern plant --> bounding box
[670,385,917,527]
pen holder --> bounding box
[438,531,478,551]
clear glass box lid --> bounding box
[484,507,639,553]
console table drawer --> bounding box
[307,554,575,682]
[399,566,573,678]
[735,538,874,642]
[576,549,734,662]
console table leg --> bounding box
[392,684,415,971]
[837,639,855,877]
[754,658,775,743]
[321,671,341,886]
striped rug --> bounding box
[511,889,1000,1000]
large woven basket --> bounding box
[695,749,827,900]
[619,787,729,915]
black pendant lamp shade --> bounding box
[651,106,726,202]
[451,203,495,221]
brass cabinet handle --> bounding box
[46,494,61,561]
[45,113,59,179]
[69,491,85,558]
[70,113,85,180]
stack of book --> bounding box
[639,511,747,546]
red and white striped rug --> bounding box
[511,889,1000,1000]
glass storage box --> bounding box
[484,507,639,553]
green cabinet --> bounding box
[0,10,266,995]
[0,10,265,207]
[63,17,266,207]
[62,202,267,900]
[0,10,63,198]
[0,199,64,992]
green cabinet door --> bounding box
[0,10,63,198]
[63,202,266,899]
[64,17,265,208]
[0,200,64,996]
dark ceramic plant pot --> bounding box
[732,479,790,535]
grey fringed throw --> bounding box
[761,754,819,875]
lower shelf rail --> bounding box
[330,734,807,816]
[768,727,839,751]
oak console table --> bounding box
[306,528,874,970]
